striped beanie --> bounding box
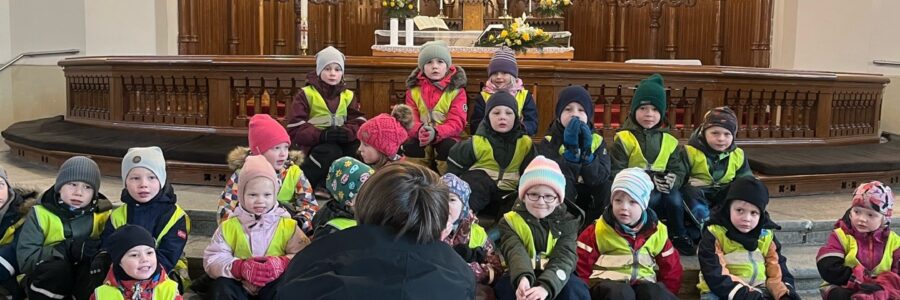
[488,47,518,78]
[518,156,565,201]
[611,168,653,211]
[851,181,894,219]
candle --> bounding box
[417,0,421,14]
[301,0,308,20]
[528,0,532,13]
[439,0,443,11]
[504,0,508,13]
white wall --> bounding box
[85,0,158,56]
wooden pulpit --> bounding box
[461,0,483,31]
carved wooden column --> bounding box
[462,0,484,31]
[711,0,724,65]
[751,0,771,67]
[617,0,696,59]
[605,0,618,61]
[178,0,198,54]
[665,6,677,58]
[228,0,240,54]
[275,0,288,55]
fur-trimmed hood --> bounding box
[226,146,304,171]
[405,66,468,91]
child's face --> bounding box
[241,177,276,215]
[729,200,761,233]
[320,63,344,86]
[850,206,885,233]
[358,142,382,165]
[704,126,734,152]
[523,185,560,219]
[0,178,8,208]
[611,191,643,225]
[59,181,94,209]
[120,245,157,280]
[560,102,588,128]
[424,58,449,81]
[489,72,514,89]
[448,193,463,225]
[125,167,161,203]
[634,104,661,129]
[263,143,290,172]
[488,106,515,133]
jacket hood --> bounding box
[233,202,291,229]
[305,70,346,100]
[474,114,525,144]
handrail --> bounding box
[873,60,900,66]
[0,49,80,72]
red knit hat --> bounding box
[248,114,290,155]
[358,114,407,158]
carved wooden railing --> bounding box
[59,56,889,145]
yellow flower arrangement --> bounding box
[384,0,416,19]
[536,0,572,17]
[477,14,554,52]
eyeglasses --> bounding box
[525,193,558,204]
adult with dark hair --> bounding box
[275,162,475,300]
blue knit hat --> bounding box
[441,173,470,226]
[611,168,654,211]
[556,85,594,125]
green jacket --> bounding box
[684,127,752,184]
[498,199,581,299]
[447,120,536,180]
[610,117,688,188]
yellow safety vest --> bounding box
[471,135,532,191]
[833,227,900,276]
[503,211,557,270]
[276,165,304,205]
[685,145,744,187]
[698,224,774,293]
[0,218,26,246]
[222,216,297,258]
[544,134,604,156]
[469,223,488,249]
[93,278,180,300]
[33,205,109,246]
[615,130,678,172]
[109,205,192,274]
[590,219,667,283]
[325,217,357,231]
[302,86,353,129]
[481,90,528,119]
[410,87,460,126]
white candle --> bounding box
[504,0,508,13]
[417,0,421,14]
[528,0,532,13]
[301,0,308,20]
[439,0,443,11]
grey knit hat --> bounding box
[417,41,452,71]
[0,167,12,200]
[316,46,345,76]
[122,146,167,187]
[54,156,101,196]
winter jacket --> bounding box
[0,186,38,280]
[498,199,581,300]
[697,224,795,299]
[287,71,366,153]
[443,213,503,285]
[17,187,110,275]
[100,185,188,274]
[536,120,611,202]
[217,147,317,235]
[817,209,900,287]
[610,117,688,187]
[90,266,181,300]
[310,199,355,239]
[470,90,538,136]
[274,224,475,300]
[447,118,536,191]
[404,66,468,142]
[683,128,752,188]
[575,208,683,293]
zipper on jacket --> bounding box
[630,248,639,281]
[747,251,759,286]
[496,167,506,185]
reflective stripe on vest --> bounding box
[93,278,179,300]
[302,86,353,129]
[591,219,667,282]
[222,217,297,258]
[33,205,109,246]
[277,165,304,205]
[544,134,604,156]
[325,217,357,231]
[685,145,744,187]
[0,218,26,246]
[615,131,678,172]
[481,90,528,120]
[503,211,556,270]
[697,224,773,293]
[110,204,192,273]
[469,223,488,249]
[472,135,533,191]
[834,227,900,276]
[411,87,460,126]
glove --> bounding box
[734,286,764,300]
[652,172,676,194]
[579,123,595,164]
[89,250,111,278]
[320,127,348,144]
[233,257,275,286]
[418,125,436,146]
[563,118,583,150]
[262,256,292,283]
[68,238,101,264]
[452,244,486,263]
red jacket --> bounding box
[575,210,683,294]
[404,66,468,143]
[287,71,366,153]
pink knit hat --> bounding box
[358,114,407,157]
[239,155,278,198]
[248,114,290,155]
[518,156,566,202]
[851,181,894,219]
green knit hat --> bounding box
[631,73,667,116]
[417,41,452,71]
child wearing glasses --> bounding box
[494,156,589,300]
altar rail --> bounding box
[59,56,889,145]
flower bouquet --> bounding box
[535,0,572,17]
[477,14,555,52]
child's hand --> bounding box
[515,277,531,300]
[563,118,582,149]
[524,286,549,300]
[418,126,436,146]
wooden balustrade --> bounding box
[59,56,889,145]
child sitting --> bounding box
[469,47,538,136]
[0,167,38,299]
[448,92,535,216]
[204,155,311,299]
[697,176,799,300]
[441,173,503,289]
[817,181,899,300]
[610,73,691,255]
[91,225,181,300]
[576,167,682,300]
[403,41,468,175]
[495,156,589,300]
[100,146,189,289]
[310,157,374,239]
[218,114,317,236]
[17,156,111,300]
[287,46,366,187]
[356,104,413,170]
[537,85,611,223]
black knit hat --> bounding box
[724,176,769,212]
[702,106,738,135]
[484,92,519,122]
[556,85,594,125]
[107,225,157,266]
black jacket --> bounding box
[536,120,612,201]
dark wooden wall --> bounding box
[178,0,772,67]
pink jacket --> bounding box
[404,66,468,142]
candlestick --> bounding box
[501,0,510,18]
[528,0,532,16]
[301,0,308,21]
